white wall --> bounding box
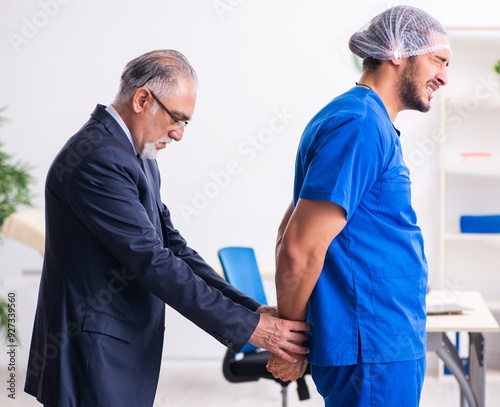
[1,0,499,360]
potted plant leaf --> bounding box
[494,60,500,93]
[0,107,34,342]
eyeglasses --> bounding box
[147,89,189,129]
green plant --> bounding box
[0,107,33,343]
[0,297,14,342]
[0,108,34,228]
[493,60,500,75]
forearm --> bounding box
[274,199,347,321]
[276,202,293,261]
[275,202,315,319]
[275,242,324,321]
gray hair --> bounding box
[114,49,198,105]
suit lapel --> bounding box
[92,103,169,247]
[139,157,169,247]
[140,158,160,206]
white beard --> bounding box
[140,142,160,160]
[139,137,173,160]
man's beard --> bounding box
[140,142,160,160]
[398,59,430,113]
[140,138,172,160]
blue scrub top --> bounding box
[294,87,428,366]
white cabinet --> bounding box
[439,28,500,303]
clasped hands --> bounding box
[250,305,310,382]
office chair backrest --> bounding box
[218,246,267,305]
[218,246,312,404]
[218,246,267,354]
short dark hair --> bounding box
[362,57,382,72]
[362,55,417,72]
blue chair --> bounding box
[218,246,310,407]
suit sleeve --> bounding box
[159,203,261,311]
[67,145,259,350]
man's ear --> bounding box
[132,88,150,113]
[390,58,404,66]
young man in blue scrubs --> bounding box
[267,6,451,406]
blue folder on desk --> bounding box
[460,214,500,233]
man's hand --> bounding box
[248,313,310,363]
[267,353,308,382]
[255,304,279,317]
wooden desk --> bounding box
[426,290,500,407]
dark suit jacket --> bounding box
[25,105,260,406]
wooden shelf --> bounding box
[438,28,500,301]
[445,164,500,177]
[445,232,500,242]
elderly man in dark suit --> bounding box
[25,49,310,407]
